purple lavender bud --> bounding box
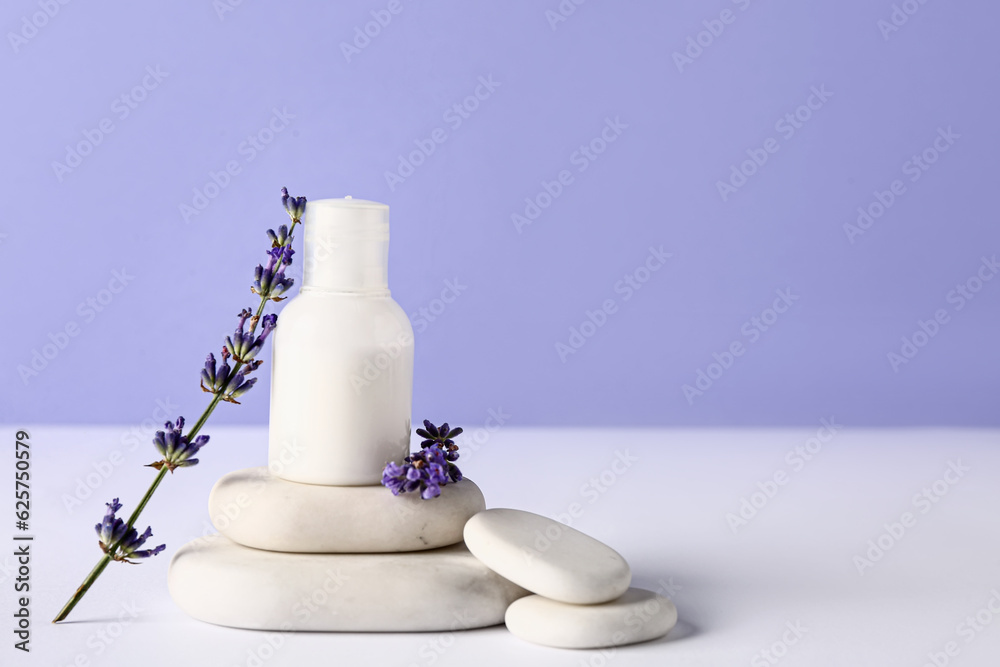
[259,313,277,337]
[270,275,294,298]
[95,498,123,544]
[224,335,237,359]
[224,370,245,395]
[215,359,231,391]
[130,543,167,559]
[173,434,209,467]
[153,430,167,458]
[236,308,252,332]
[116,524,166,562]
[203,353,216,385]
[229,376,257,399]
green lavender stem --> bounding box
[53,218,299,623]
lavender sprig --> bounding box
[382,421,464,500]
[53,187,306,623]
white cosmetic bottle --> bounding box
[268,197,414,485]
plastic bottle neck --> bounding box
[301,198,390,293]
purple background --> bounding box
[3,0,998,427]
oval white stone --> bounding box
[168,536,529,631]
[463,508,631,604]
[505,588,677,649]
[209,467,485,552]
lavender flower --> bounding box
[382,444,452,500]
[252,245,296,301]
[147,417,209,472]
[281,186,307,222]
[201,347,260,404]
[416,420,463,460]
[415,421,463,481]
[267,224,290,248]
[95,498,165,563]
[382,421,465,499]
[225,310,277,363]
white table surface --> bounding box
[5,425,999,666]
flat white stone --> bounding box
[209,467,485,552]
[168,536,528,631]
[464,508,631,604]
[505,588,677,649]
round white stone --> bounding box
[168,535,529,631]
[505,588,677,649]
[209,467,485,552]
[463,508,631,604]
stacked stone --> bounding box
[167,469,526,632]
[168,477,677,647]
[465,509,678,649]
